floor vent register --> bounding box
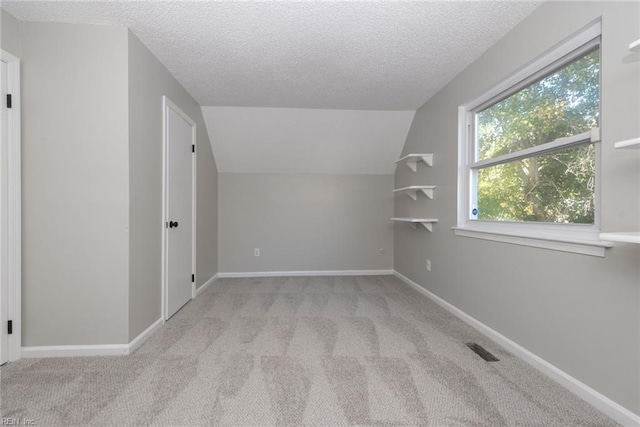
[466,342,499,362]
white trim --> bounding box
[452,227,612,257]
[128,318,163,354]
[393,270,640,427]
[21,318,164,358]
[218,270,394,278]
[457,105,469,227]
[161,96,197,321]
[470,129,599,170]
[192,122,197,300]
[161,98,167,323]
[22,345,129,358]
[0,49,21,362]
[195,273,218,297]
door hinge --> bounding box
[191,274,195,283]
[192,144,195,153]
[6,94,12,109]
[8,320,12,335]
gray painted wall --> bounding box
[219,173,393,273]
[394,1,640,414]
[128,32,218,340]
[11,16,219,345]
[21,22,130,345]
[1,9,21,56]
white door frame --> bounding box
[0,49,21,361]
[161,96,197,322]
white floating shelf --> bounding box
[614,137,640,149]
[393,185,436,200]
[630,39,640,53]
[599,232,640,245]
[391,217,438,232]
[395,153,433,172]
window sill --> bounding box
[452,227,613,257]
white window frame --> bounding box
[454,21,612,257]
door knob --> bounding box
[169,221,179,228]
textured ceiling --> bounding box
[202,107,415,174]
[2,1,540,110]
[4,1,540,174]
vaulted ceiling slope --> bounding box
[202,107,415,174]
[3,1,541,110]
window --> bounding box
[456,22,611,256]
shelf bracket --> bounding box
[421,154,433,167]
[391,217,437,232]
[405,221,433,231]
[404,154,433,172]
[404,188,434,200]
[420,188,434,199]
[420,222,434,232]
[405,159,419,172]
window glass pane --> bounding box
[475,144,595,224]
[477,49,599,161]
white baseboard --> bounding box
[393,270,640,427]
[22,317,164,359]
[196,273,218,297]
[21,344,129,358]
[218,269,394,278]
[128,317,163,354]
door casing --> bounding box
[161,96,197,321]
[0,49,21,362]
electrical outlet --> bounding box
[254,248,260,257]
[426,259,431,271]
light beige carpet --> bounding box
[1,275,616,426]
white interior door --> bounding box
[0,59,9,365]
[164,98,195,320]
